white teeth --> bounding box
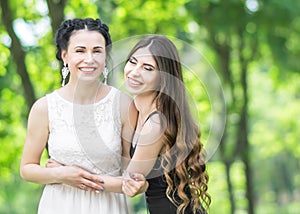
[80,68,95,72]
[128,78,141,85]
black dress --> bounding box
[129,112,206,214]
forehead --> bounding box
[132,47,156,62]
[69,30,105,46]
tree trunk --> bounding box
[239,35,255,213]
[212,39,239,214]
[0,0,36,109]
[243,155,255,214]
[46,0,67,36]
[225,160,236,214]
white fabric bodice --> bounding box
[46,87,122,176]
[38,87,129,214]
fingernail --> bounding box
[95,190,100,194]
[99,187,104,191]
[99,179,104,184]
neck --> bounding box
[134,93,157,121]
[63,80,104,104]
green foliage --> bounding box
[108,0,190,40]
[0,87,31,213]
[65,0,99,19]
[207,161,231,213]
[0,0,300,213]
[25,39,60,97]
[0,44,10,76]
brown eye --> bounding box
[94,48,103,53]
[144,66,154,71]
[129,58,137,64]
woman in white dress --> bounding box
[20,18,146,214]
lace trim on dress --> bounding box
[46,87,122,175]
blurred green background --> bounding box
[0,0,300,213]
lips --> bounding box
[127,77,142,86]
[79,67,96,73]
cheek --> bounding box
[69,54,84,63]
[123,63,130,77]
[95,55,106,64]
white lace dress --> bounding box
[38,87,128,214]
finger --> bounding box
[129,173,146,181]
[68,167,104,192]
[82,178,105,192]
[125,179,140,187]
[78,183,87,190]
[122,181,135,197]
[123,180,141,195]
[82,173,105,187]
[78,182,103,193]
[78,184,94,192]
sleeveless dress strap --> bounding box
[130,111,159,157]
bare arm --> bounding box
[44,92,147,195]
[120,93,138,168]
[20,97,56,183]
[20,97,103,191]
[121,113,164,196]
[96,92,148,195]
[45,92,145,195]
[125,113,165,176]
[45,158,123,192]
[95,92,142,195]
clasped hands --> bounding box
[46,159,148,197]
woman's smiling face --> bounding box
[124,47,160,96]
[61,29,107,83]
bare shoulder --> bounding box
[119,92,137,120]
[30,96,48,115]
[28,96,48,124]
[140,113,165,146]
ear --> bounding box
[61,50,68,64]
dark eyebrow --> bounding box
[130,56,156,68]
[130,56,137,61]
[93,46,104,49]
[74,46,86,49]
[74,46,104,49]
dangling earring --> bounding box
[61,63,69,86]
[103,67,109,85]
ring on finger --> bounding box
[79,184,86,190]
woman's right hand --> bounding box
[46,159,104,193]
[122,172,148,197]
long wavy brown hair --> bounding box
[127,35,211,213]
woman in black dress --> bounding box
[122,35,211,213]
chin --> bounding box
[125,85,140,95]
[77,77,99,83]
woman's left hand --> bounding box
[122,173,148,197]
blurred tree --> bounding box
[0,0,299,213]
[46,0,67,36]
[0,0,36,109]
[186,0,300,213]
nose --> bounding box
[130,65,141,76]
[84,52,94,63]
